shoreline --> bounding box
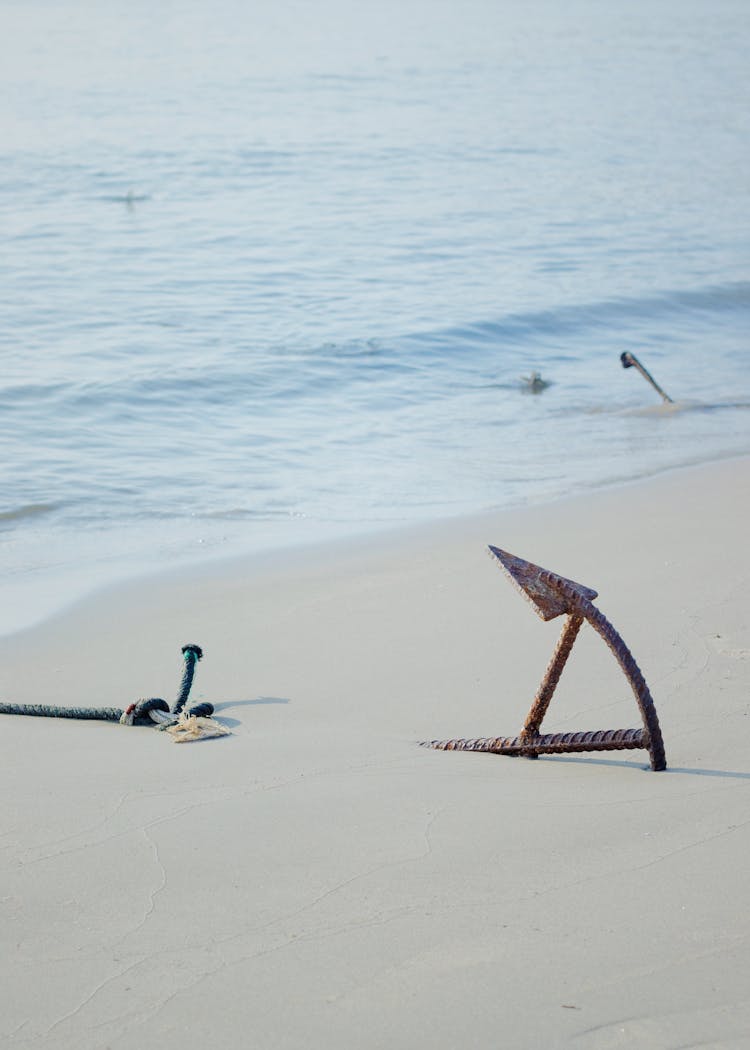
[3,448,749,642]
[2,454,749,1047]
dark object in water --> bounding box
[520,370,550,393]
[422,546,667,771]
[620,352,673,403]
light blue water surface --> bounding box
[1,0,749,633]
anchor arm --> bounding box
[579,598,667,771]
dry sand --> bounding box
[1,458,749,1049]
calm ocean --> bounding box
[1,0,749,634]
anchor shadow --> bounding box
[544,755,750,779]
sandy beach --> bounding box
[2,457,749,1049]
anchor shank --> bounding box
[521,612,583,739]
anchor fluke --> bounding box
[487,546,598,621]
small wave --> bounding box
[551,397,750,420]
[199,507,308,522]
[621,398,750,418]
[400,280,750,358]
[0,502,59,525]
[100,191,151,204]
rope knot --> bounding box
[2,642,230,741]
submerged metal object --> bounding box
[424,547,667,771]
[620,351,673,403]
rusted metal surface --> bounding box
[620,351,673,403]
[425,728,647,755]
[521,612,583,740]
[424,547,667,771]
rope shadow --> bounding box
[209,697,291,729]
[212,697,291,711]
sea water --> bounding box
[1,0,749,634]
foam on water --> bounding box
[1,0,749,634]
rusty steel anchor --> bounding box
[424,547,667,771]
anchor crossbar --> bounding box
[424,728,648,756]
